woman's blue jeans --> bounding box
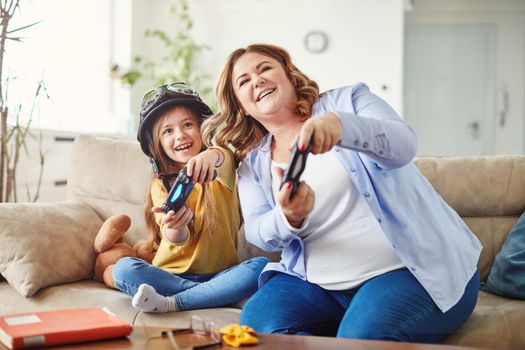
[113,256,269,311]
[240,268,480,343]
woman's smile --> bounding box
[255,88,276,102]
[232,52,297,120]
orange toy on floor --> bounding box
[94,214,153,288]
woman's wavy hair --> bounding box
[202,44,319,167]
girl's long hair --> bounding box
[140,107,215,256]
[202,43,319,167]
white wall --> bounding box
[129,0,405,121]
[406,0,525,154]
[10,129,75,203]
[12,0,525,202]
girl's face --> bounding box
[231,52,297,123]
[157,106,202,166]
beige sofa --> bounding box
[1,134,524,349]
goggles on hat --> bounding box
[140,82,200,112]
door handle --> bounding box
[466,121,480,139]
[497,87,508,127]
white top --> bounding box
[271,151,404,290]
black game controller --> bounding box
[162,168,194,213]
[280,141,312,198]
[161,168,217,213]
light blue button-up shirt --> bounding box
[237,83,482,312]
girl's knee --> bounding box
[113,257,143,279]
[243,256,270,271]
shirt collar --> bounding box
[257,133,273,153]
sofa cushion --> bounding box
[483,212,525,299]
[462,216,518,281]
[68,135,151,244]
[0,280,137,322]
[0,279,242,330]
[0,200,102,297]
[136,307,241,329]
[443,291,525,350]
[413,156,525,217]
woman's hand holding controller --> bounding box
[274,166,314,228]
[297,112,342,154]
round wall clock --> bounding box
[304,30,329,53]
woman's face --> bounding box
[157,106,202,166]
[231,52,297,122]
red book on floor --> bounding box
[0,307,132,349]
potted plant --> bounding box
[0,0,45,202]
[113,0,214,108]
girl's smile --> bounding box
[158,106,202,165]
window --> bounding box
[6,0,131,134]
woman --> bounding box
[202,44,482,343]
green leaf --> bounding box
[117,0,212,99]
[120,71,141,85]
[6,36,24,42]
[7,20,43,35]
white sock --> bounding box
[131,284,177,313]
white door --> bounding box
[403,24,496,156]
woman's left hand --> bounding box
[297,112,342,154]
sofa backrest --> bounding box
[413,156,525,280]
[68,135,150,244]
[68,135,525,281]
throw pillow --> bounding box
[0,200,103,297]
[483,212,525,299]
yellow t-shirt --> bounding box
[151,147,241,275]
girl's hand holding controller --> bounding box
[186,148,223,184]
[274,166,314,228]
[151,206,193,243]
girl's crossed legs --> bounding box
[113,256,269,311]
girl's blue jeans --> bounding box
[240,267,480,343]
[113,256,269,311]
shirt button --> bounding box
[377,218,382,223]
[353,140,359,146]
[379,150,384,155]
[363,142,369,148]
[364,192,370,198]
[350,167,356,173]
[410,267,416,272]
[392,244,396,249]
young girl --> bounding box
[113,82,268,313]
